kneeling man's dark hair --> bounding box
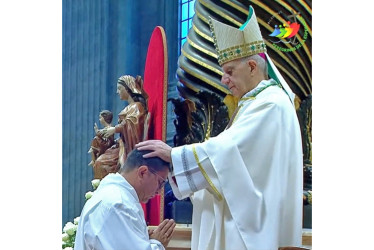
[119,148,171,173]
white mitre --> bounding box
[209,6,296,105]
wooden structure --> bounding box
[148,225,312,249]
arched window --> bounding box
[179,0,196,53]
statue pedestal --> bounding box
[148,224,312,249]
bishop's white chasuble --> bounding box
[169,79,303,250]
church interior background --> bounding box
[62,0,311,248]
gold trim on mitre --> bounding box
[208,6,266,66]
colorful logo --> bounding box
[266,10,308,52]
[269,21,300,40]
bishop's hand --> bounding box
[135,140,172,163]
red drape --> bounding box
[142,26,168,226]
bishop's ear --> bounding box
[247,59,257,74]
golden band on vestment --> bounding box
[192,144,223,201]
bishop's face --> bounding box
[116,83,130,101]
[221,58,252,98]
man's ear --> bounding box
[137,165,148,180]
[247,59,257,74]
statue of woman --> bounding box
[93,75,149,179]
[88,110,115,166]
